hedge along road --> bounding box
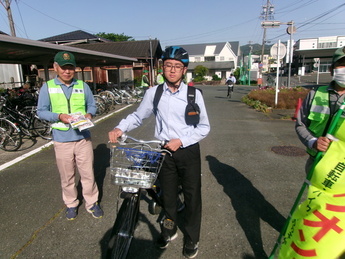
[0,85,307,259]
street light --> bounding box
[261,20,296,88]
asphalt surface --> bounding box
[0,84,309,259]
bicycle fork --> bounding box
[107,191,141,259]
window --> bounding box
[75,71,92,81]
[318,42,337,49]
[205,56,215,62]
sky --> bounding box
[0,0,344,48]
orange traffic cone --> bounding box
[292,98,302,121]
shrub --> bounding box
[212,74,221,81]
[244,86,310,110]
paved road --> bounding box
[0,85,307,259]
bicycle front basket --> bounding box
[110,146,165,189]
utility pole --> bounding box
[149,37,154,86]
[1,0,16,36]
[248,41,253,86]
[260,0,274,71]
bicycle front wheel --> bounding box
[0,118,22,151]
[108,193,140,259]
[33,117,52,140]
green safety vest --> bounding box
[156,74,164,85]
[307,85,345,156]
[47,79,86,131]
[141,75,149,87]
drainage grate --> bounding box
[271,145,306,157]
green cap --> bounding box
[54,51,76,67]
[143,70,149,73]
[332,46,345,64]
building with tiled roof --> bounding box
[39,30,112,45]
[39,30,162,86]
[173,42,240,82]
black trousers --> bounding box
[158,143,202,243]
[227,85,234,96]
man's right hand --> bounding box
[313,136,331,152]
[108,128,123,143]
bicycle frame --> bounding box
[107,134,167,259]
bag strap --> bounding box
[153,84,201,116]
[153,84,164,116]
[187,86,196,104]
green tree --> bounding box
[194,65,208,82]
[96,32,134,42]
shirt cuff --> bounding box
[308,138,317,149]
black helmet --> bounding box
[162,46,189,67]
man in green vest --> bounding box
[37,51,103,220]
[155,69,165,85]
[141,70,150,88]
[296,46,345,173]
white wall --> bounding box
[0,64,23,88]
[298,38,318,50]
[337,36,345,47]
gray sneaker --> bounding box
[66,207,77,220]
[87,202,104,219]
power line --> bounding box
[18,0,99,36]
[160,17,259,45]
[14,0,28,38]
[268,3,345,41]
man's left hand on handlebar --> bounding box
[108,128,123,143]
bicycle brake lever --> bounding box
[118,133,128,144]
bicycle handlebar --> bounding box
[118,133,167,146]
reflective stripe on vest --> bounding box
[47,79,86,131]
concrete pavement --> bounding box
[0,85,307,259]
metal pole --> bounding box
[275,40,280,107]
[149,37,154,86]
[248,52,251,86]
[317,61,320,85]
[288,21,294,88]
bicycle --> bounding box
[93,94,107,116]
[112,87,138,104]
[107,134,169,259]
[227,83,234,99]
[20,106,52,140]
[0,117,22,151]
[0,96,52,141]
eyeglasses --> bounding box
[163,63,184,71]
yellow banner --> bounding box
[278,139,345,258]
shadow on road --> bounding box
[206,155,285,259]
[100,210,164,259]
[94,143,111,203]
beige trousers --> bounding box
[54,138,99,210]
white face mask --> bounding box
[333,67,345,88]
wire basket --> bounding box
[110,146,165,189]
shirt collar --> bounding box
[163,81,187,94]
[54,76,77,87]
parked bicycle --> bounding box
[112,87,138,104]
[0,117,22,151]
[0,96,52,147]
[107,134,170,259]
[93,94,108,116]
